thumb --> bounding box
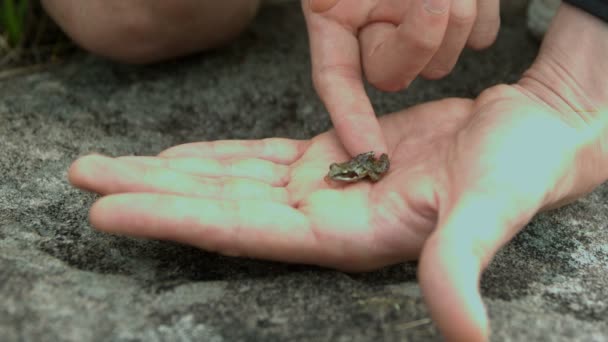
[308,0,341,12]
[418,193,535,341]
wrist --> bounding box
[516,3,608,202]
[518,3,608,114]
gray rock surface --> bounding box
[1,3,607,341]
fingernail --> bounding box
[423,0,449,14]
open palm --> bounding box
[68,101,459,270]
[69,84,603,341]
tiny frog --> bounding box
[326,151,390,183]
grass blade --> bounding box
[2,0,29,46]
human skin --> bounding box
[41,0,261,63]
[68,3,608,340]
[42,0,502,157]
[303,0,501,156]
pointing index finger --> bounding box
[303,5,388,156]
[309,0,341,13]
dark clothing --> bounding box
[564,0,608,22]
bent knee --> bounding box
[42,0,261,64]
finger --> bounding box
[69,155,290,203]
[359,0,450,91]
[418,193,535,341]
[467,0,500,49]
[421,0,477,79]
[309,0,341,13]
[159,138,307,165]
[117,156,290,186]
[303,5,388,156]
[90,193,325,264]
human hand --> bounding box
[68,4,608,340]
[302,0,500,156]
[69,81,606,340]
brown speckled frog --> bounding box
[325,151,390,183]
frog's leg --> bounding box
[375,154,390,173]
[368,172,381,182]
